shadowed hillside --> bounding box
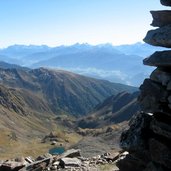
[77,91,140,128]
[0,67,137,116]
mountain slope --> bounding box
[77,91,140,128]
[0,67,137,116]
[32,48,150,86]
[0,67,137,158]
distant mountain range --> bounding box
[0,42,167,86]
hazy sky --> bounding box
[0,0,168,47]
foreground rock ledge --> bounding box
[160,0,171,6]
[143,25,171,48]
[150,10,171,27]
[143,50,171,67]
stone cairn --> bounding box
[116,0,171,171]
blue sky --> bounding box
[0,0,168,47]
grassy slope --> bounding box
[0,68,137,159]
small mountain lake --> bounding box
[49,147,65,155]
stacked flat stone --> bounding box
[117,1,171,171]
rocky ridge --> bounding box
[77,91,140,129]
[0,149,121,171]
[117,0,171,170]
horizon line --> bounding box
[0,41,146,49]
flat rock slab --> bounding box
[160,0,171,6]
[60,157,82,168]
[151,10,171,27]
[61,149,81,158]
[144,25,171,48]
[143,50,171,67]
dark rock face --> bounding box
[150,68,171,86]
[117,1,171,170]
[143,51,171,67]
[120,112,152,153]
[144,25,171,48]
[149,138,171,169]
[160,0,171,6]
[151,10,171,27]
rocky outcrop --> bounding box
[144,25,171,48]
[150,10,171,27]
[0,149,120,171]
[160,0,171,6]
[117,0,171,171]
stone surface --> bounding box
[168,95,171,104]
[167,80,171,90]
[143,51,171,67]
[144,25,171,47]
[20,157,52,171]
[0,149,121,171]
[160,0,171,6]
[139,79,168,112]
[0,161,25,171]
[150,68,171,86]
[150,118,171,139]
[144,162,165,171]
[150,10,171,27]
[116,153,145,171]
[36,153,52,161]
[25,156,34,164]
[149,138,171,169]
[62,149,81,158]
[120,112,152,153]
[103,152,120,162]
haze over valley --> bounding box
[0,42,166,86]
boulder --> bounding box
[19,157,52,171]
[59,157,82,168]
[143,51,171,67]
[116,153,145,171]
[103,152,120,162]
[143,25,171,47]
[144,162,165,171]
[167,80,171,90]
[25,157,34,164]
[51,141,57,145]
[36,153,52,161]
[0,160,3,167]
[139,79,168,112]
[120,112,152,153]
[150,10,171,27]
[160,0,171,6]
[150,68,171,86]
[0,161,25,171]
[149,138,171,169]
[150,118,171,139]
[62,149,81,158]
